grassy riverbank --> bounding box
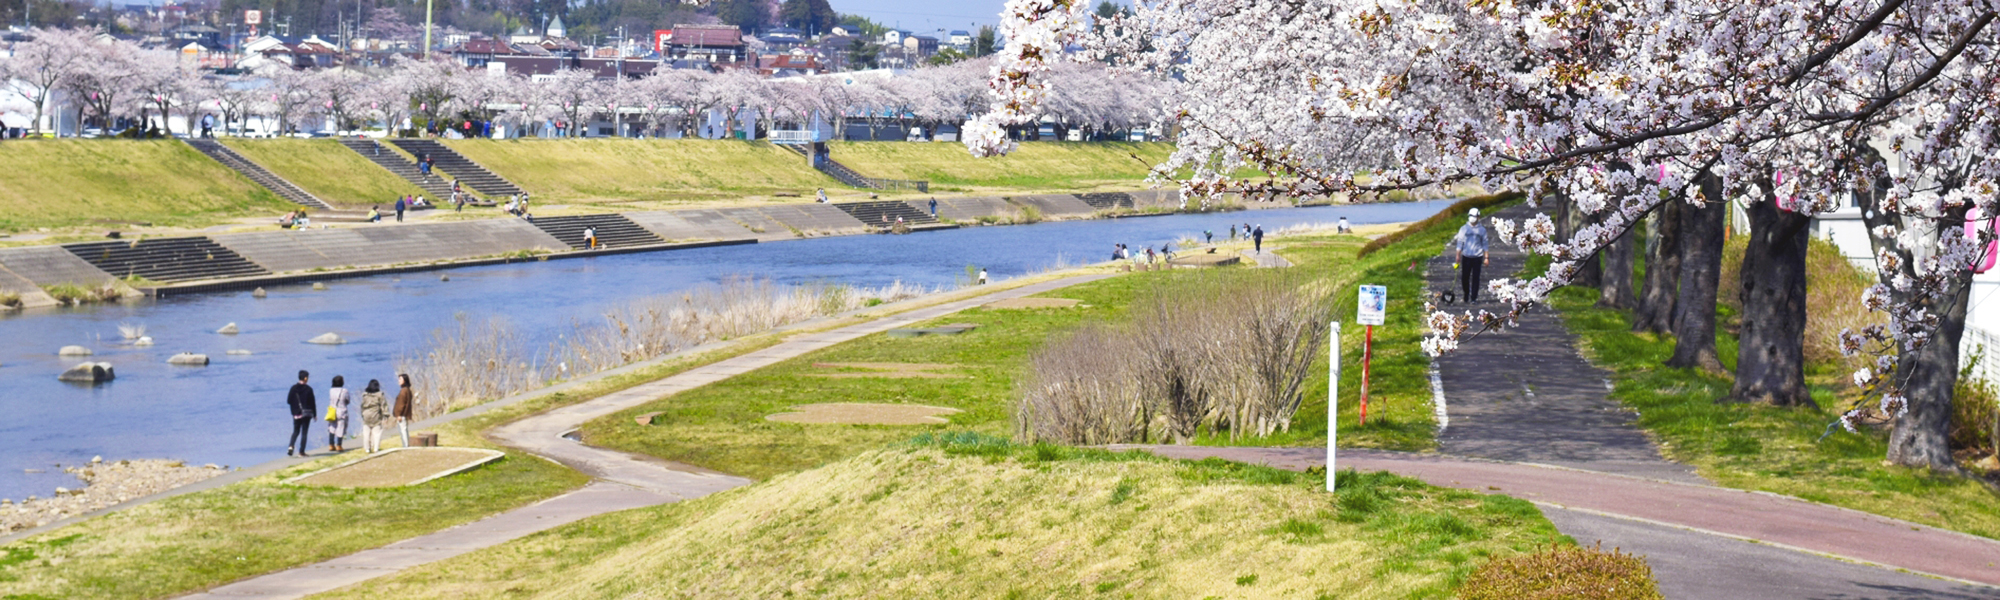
[221,139,427,208]
[0,139,294,233]
[440,138,844,205]
[582,207,1481,480]
[319,438,1568,599]
[826,141,1172,193]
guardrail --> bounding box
[867,178,929,193]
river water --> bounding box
[0,200,1453,499]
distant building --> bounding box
[905,35,937,57]
[946,30,971,52]
[545,15,567,39]
[655,25,745,63]
[447,37,523,68]
[758,52,822,77]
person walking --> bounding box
[393,374,415,447]
[583,226,598,250]
[395,196,406,223]
[928,198,938,217]
[1229,224,1238,240]
[359,379,388,453]
[199,113,214,138]
[1252,225,1265,253]
[976,268,989,285]
[286,370,316,457]
[1454,208,1491,303]
[1204,229,1214,244]
[324,375,351,453]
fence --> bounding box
[1965,325,2000,385]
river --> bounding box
[0,199,1455,499]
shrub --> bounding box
[42,282,120,304]
[1018,205,1045,224]
[1016,271,1334,444]
[1356,191,1523,258]
[0,291,19,308]
[1458,542,1662,600]
[1951,354,1998,459]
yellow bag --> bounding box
[325,405,338,421]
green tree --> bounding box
[780,0,835,35]
[836,13,887,37]
[973,25,996,57]
[716,0,768,33]
[847,37,879,69]
[926,47,968,65]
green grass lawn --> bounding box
[0,435,585,599]
[583,211,1474,480]
[440,138,844,205]
[0,139,294,232]
[828,141,1172,191]
[1544,284,2000,540]
[221,139,427,208]
[317,437,1567,599]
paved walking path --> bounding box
[182,274,1115,599]
[1430,203,1703,483]
[1118,446,2000,598]
[1240,248,1293,268]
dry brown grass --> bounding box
[398,277,932,419]
[1459,542,1662,600]
[1017,272,1334,444]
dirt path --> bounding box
[179,274,1115,599]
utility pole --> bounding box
[422,0,433,58]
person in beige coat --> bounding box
[359,379,389,453]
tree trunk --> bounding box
[1570,195,1604,288]
[1854,152,1971,471]
[1666,170,1727,372]
[1634,199,1684,333]
[1886,275,1970,469]
[1729,196,1813,406]
[1598,224,1637,309]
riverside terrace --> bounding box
[0,191,1183,306]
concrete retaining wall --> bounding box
[754,204,870,236]
[0,246,117,288]
[1007,194,1099,218]
[709,208,798,241]
[623,210,759,242]
[214,220,566,274]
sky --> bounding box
[830,0,1012,33]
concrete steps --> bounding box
[336,139,461,200]
[530,214,663,250]
[779,144,927,192]
[386,139,524,198]
[833,200,941,229]
[184,139,333,210]
[64,237,270,283]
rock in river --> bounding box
[307,332,345,345]
[167,353,209,366]
[59,362,115,383]
[216,323,239,335]
[57,345,91,356]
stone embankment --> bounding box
[0,190,1194,303]
[2,458,228,534]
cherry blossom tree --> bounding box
[128,49,195,136]
[0,27,93,136]
[981,0,2000,471]
[62,36,145,133]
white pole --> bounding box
[1328,320,1340,492]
